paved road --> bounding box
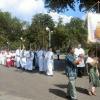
[0,60,100,100]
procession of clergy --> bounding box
[0,47,54,76]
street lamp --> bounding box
[7,42,9,50]
[20,37,25,49]
[20,37,22,49]
[46,27,53,47]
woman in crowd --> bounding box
[86,50,100,96]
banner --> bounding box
[87,12,100,43]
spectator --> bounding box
[65,46,79,100]
[86,50,100,96]
[74,44,85,77]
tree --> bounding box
[45,0,76,12]
[50,17,87,51]
[52,17,66,49]
[79,0,100,12]
[45,0,100,13]
[52,27,66,49]
[7,17,23,41]
[0,11,24,49]
[65,18,87,47]
[29,13,55,49]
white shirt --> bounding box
[74,48,85,57]
[75,48,85,67]
[45,51,53,61]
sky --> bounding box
[0,0,86,24]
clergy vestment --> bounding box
[15,49,21,68]
[45,51,54,76]
[26,50,34,71]
[37,50,44,72]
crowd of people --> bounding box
[0,50,15,67]
[0,47,54,76]
[0,44,100,100]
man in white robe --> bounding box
[15,47,21,68]
[45,47,54,76]
[43,49,47,72]
[1,51,6,66]
[26,50,34,71]
[37,49,44,72]
[34,50,39,69]
[20,48,27,69]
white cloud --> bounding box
[0,0,72,24]
[0,0,46,22]
[17,0,46,15]
[0,0,18,8]
[48,11,72,24]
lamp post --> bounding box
[46,27,52,47]
[7,42,9,50]
[20,37,22,49]
[20,37,25,49]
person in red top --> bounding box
[6,50,12,67]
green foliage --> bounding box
[79,0,100,12]
[52,19,67,49]
[29,13,55,49]
[45,0,76,12]
[65,18,87,45]
[0,35,7,48]
[0,11,88,52]
[0,11,24,49]
[53,17,88,52]
[45,0,100,13]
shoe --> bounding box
[71,98,78,100]
[88,91,92,96]
[70,97,78,100]
[66,95,71,99]
[91,91,96,96]
[47,75,53,77]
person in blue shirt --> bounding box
[65,46,79,100]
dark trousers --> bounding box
[77,67,85,77]
[57,55,60,60]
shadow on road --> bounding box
[54,84,88,95]
[76,87,88,95]
[49,88,66,99]
[14,69,24,73]
[14,68,39,74]
[55,84,66,89]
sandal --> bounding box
[88,91,92,96]
[91,91,96,96]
